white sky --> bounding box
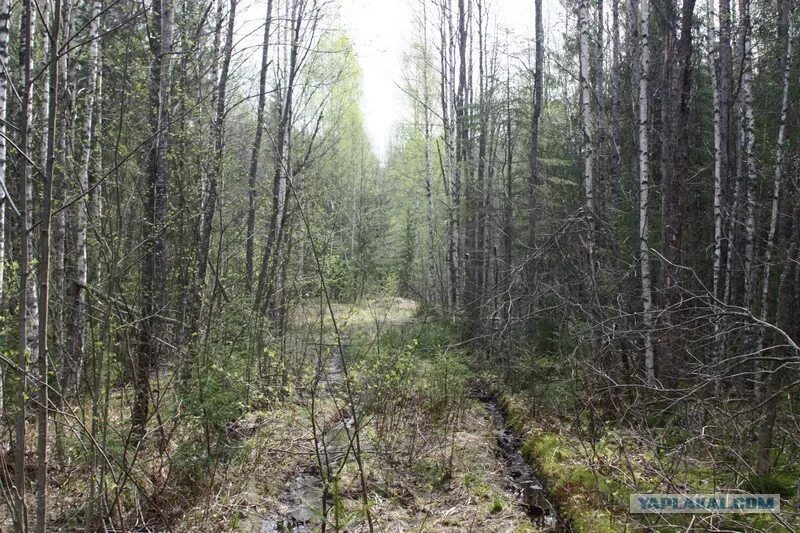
[238,0,566,161]
[338,0,565,160]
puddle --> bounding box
[260,470,323,532]
[262,349,349,532]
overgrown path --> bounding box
[204,297,562,532]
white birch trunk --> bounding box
[637,0,655,385]
[754,10,793,397]
[579,0,594,223]
[67,0,101,393]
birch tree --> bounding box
[636,0,655,385]
[246,0,274,290]
[35,0,62,528]
[755,2,794,397]
[66,0,102,395]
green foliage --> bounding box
[182,357,248,432]
[508,351,577,414]
[747,472,797,498]
[490,496,504,514]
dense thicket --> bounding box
[391,0,800,510]
[0,0,797,529]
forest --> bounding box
[0,0,798,530]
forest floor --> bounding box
[177,297,557,532]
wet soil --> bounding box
[481,398,563,530]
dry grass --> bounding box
[176,297,543,532]
[362,400,540,532]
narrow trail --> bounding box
[261,347,349,532]
[257,298,562,532]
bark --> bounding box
[36,1,62,529]
[133,0,173,437]
[51,0,70,396]
[502,67,513,334]
[637,0,655,385]
[0,0,9,415]
[579,0,598,311]
[466,0,485,327]
[14,1,34,529]
[192,0,237,335]
[453,0,468,307]
[609,0,622,206]
[439,0,457,309]
[755,5,793,397]
[246,0,274,290]
[739,0,757,309]
[65,0,101,397]
[659,0,696,368]
[24,5,40,378]
[660,0,696,284]
[255,0,303,317]
[421,0,440,305]
[709,0,733,380]
[579,0,593,218]
[526,0,544,309]
[596,0,607,216]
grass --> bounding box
[499,391,800,533]
[177,299,546,531]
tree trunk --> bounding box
[192,0,237,336]
[246,0,274,291]
[739,0,757,310]
[14,0,34,529]
[636,0,655,385]
[659,0,696,370]
[755,3,793,398]
[35,1,62,529]
[255,0,302,317]
[453,0,468,308]
[579,0,598,312]
[0,0,10,416]
[609,0,622,208]
[595,0,607,217]
[709,0,733,383]
[66,0,101,397]
[133,0,173,438]
[526,0,544,326]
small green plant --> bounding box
[490,496,504,514]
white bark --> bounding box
[67,0,101,392]
[579,0,594,222]
[755,10,793,393]
[708,0,725,387]
[421,0,439,302]
[579,0,600,322]
[637,0,655,385]
[709,0,723,302]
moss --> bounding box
[747,472,797,498]
[501,392,630,533]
